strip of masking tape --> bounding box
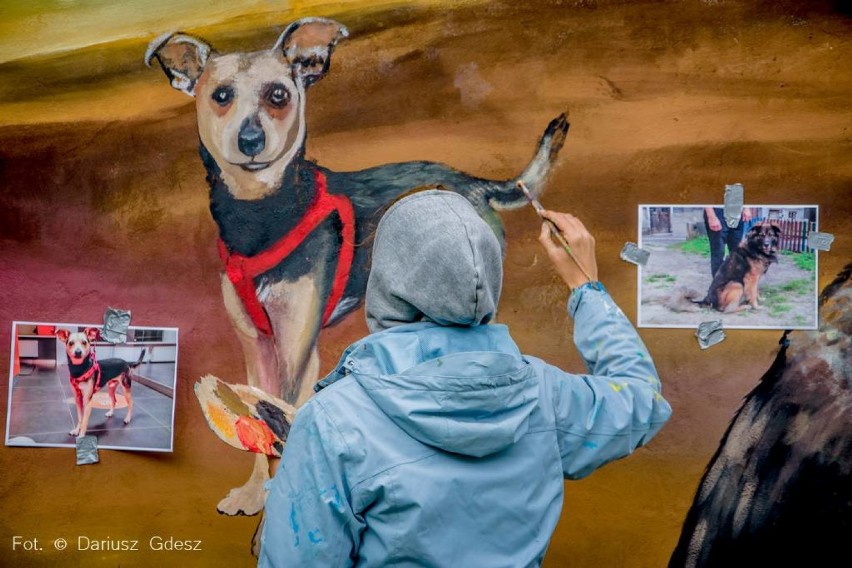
[102,307,131,344]
[723,183,744,229]
[807,231,835,251]
[696,320,725,350]
[620,242,651,266]
[76,435,99,465]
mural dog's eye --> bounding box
[264,83,290,108]
[212,86,234,106]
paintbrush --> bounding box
[517,180,595,284]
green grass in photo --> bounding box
[780,278,812,295]
[781,250,815,272]
[769,302,793,317]
[672,236,710,257]
[759,282,800,318]
[645,273,676,285]
[763,279,812,298]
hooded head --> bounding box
[365,189,503,333]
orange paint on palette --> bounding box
[205,401,237,440]
[235,416,278,456]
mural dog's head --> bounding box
[145,18,348,199]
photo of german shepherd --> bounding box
[638,206,817,330]
[697,221,782,313]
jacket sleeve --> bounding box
[259,399,364,567]
[549,282,672,480]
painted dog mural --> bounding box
[146,16,568,517]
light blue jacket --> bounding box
[260,285,672,567]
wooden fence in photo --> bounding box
[746,217,816,253]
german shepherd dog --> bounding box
[146,17,568,515]
[698,222,781,313]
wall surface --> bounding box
[1,1,850,566]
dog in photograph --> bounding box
[697,221,781,313]
[146,17,568,515]
[56,327,145,437]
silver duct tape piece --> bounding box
[620,242,651,266]
[76,435,99,465]
[723,183,744,228]
[808,231,835,251]
[102,308,131,344]
[696,320,726,350]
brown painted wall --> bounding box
[1,1,850,566]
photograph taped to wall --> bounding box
[5,321,179,452]
[637,205,819,329]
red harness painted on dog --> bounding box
[217,169,355,336]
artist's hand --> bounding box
[742,208,753,222]
[705,208,723,232]
[538,211,599,289]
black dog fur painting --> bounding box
[669,263,852,568]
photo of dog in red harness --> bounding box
[56,327,145,437]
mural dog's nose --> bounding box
[238,115,266,157]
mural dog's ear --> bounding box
[145,32,212,96]
[273,17,349,87]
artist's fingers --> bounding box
[538,222,558,251]
[538,210,599,288]
[538,222,569,264]
[540,210,575,237]
[572,217,595,249]
[540,210,592,247]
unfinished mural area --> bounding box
[0,1,849,566]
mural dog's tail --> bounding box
[485,113,569,209]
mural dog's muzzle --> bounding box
[238,115,266,158]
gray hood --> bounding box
[365,190,503,333]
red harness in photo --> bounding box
[72,349,101,390]
[217,169,355,336]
